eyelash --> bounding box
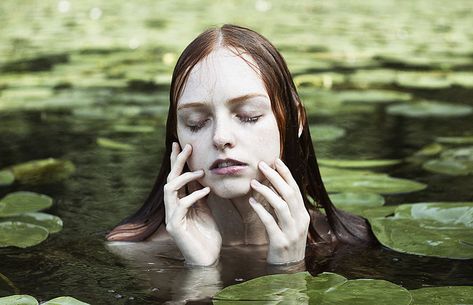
[188,115,262,132]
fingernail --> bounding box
[259,161,269,169]
[250,179,260,187]
[249,197,256,204]
[185,144,191,150]
[196,169,204,175]
[276,158,284,167]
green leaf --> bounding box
[0,192,53,217]
[422,146,473,176]
[387,101,473,118]
[337,89,411,104]
[324,175,427,194]
[111,124,154,133]
[0,295,38,305]
[214,272,412,305]
[318,159,402,168]
[0,170,14,186]
[370,202,473,259]
[309,124,346,141]
[0,221,49,248]
[330,192,385,212]
[8,158,75,185]
[43,296,90,305]
[96,137,135,150]
[2,212,63,233]
[436,136,473,145]
[410,286,473,305]
[414,143,444,157]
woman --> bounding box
[107,24,376,266]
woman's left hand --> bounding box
[249,158,310,265]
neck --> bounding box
[207,184,273,246]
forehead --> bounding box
[177,47,268,106]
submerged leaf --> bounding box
[0,221,49,248]
[422,146,473,175]
[0,192,53,217]
[8,158,75,185]
[330,192,385,212]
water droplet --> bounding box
[57,0,70,13]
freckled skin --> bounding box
[176,48,280,199]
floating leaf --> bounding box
[0,222,49,248]
[395,72,451,89]
[318,159,402,168]
[330,192,385,213]
[0,192,53,217]
[436,136,473,145]
[294,73,345,89]
[324,175,426,194]
[414,143,444,157]
[0,170,14,186]
[8,158,75,185]
[422,146,473,175]
[449,72,473,89]
[348,69,397,87]
[96,137,135,150]
[43,296,90,305]
[370,202,473,259]
[337,90,411,104]
[0,295,38,305]
[410,286,473,305]
[3,213,63,233]
[387,101,473,118]
[214,272,412,305]
[309,124,346,141]
[111,124,154,133]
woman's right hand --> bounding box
[164,142,222,266]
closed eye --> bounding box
[238,115,262,123]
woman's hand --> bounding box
[249,158,310,265]
[164,142,222,266]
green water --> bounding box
[1,0,472,303]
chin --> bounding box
[204,178,251,199]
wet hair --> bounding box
[106,24,377,248]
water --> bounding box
[1,0,473,304]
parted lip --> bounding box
[210,158,247,170]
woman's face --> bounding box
[176,47,280,198]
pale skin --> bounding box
[162,47,310,266]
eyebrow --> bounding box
[177,93,268,110]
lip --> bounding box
[210,158,248,175]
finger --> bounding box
[249,197,283,239]
[170,142,179,169]
[258,161,294,202]
[250,179,293,230]
[172,187,211,220]
[274,158,300,191]
[167,144,192,182]
[166,170,204,193]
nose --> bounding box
[212,117,235,150]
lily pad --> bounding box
[43,296,90,305]
[422,146,473,175]
[395,72,452,89]
[330,192,385,213]
[414,143,444,157]
[387,101,473,118]
[337,90,411,104]
[0,221,49,248]
[323,175,426,194]
[294,73,346,89]
[309,125,346,141]
[214,272,412,305]
[318,159,402,168]
[410,286,473,305]
[436,136,473,145]
[97,137,135,150]
[0,170,14,186]
[0,295,38,305]
[8,158,75,185]
[111,124,154,133]
[0,192,53,217]
[3,212,63,233]
[370,202,473,259]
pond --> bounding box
[1,0,472,304]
